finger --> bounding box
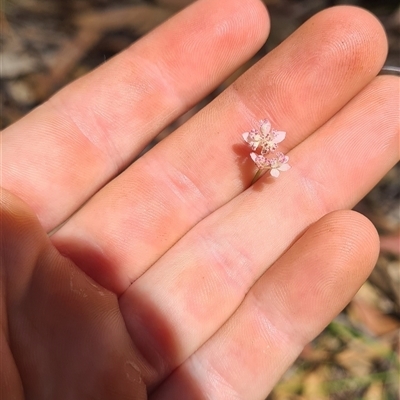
[0,188,150,398]
[1,0,269,231]
[52,6,388,293]
[150,211,379,399]
[119,75,399,385]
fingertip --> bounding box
[300,5,388,78]
[0,188,40,237]
[264,209,380,345]
[317,209,380,277]
[245,0,271,44]
[0,189,54,302]
[178,0,271,71]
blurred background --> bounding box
[1,0,399,398]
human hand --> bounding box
[1,0,398,398]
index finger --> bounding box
[1,0,269,231]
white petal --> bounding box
[273,130,286,143]
[270,168,280,178]
[242,132,250,142]
[260,121,271,134]
[250,152,258,162]
[278,163,291,171]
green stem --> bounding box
[251,169,262,185]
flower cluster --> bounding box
[242,119,290,179]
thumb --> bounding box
[1,188,149,399]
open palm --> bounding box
[1,0,399,398]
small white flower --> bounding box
[259,119,286,154]
[242,129,262,151]
[250,152,268,169]
[242,119,291,183]
[268,152,291,178]
[243,120,286,155]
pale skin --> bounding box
[1,0,399,398]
